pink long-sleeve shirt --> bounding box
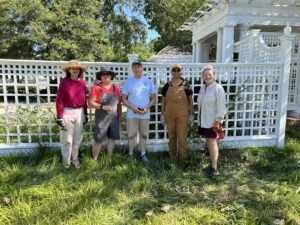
[56,77,87,119]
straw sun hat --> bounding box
[61,60,88,72]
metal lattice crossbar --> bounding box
[0,59,287,151]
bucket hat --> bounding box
[96,67,117,80]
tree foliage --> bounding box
[0,0,154,61]
[144,0,205,52]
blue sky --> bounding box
[115,4,160,43]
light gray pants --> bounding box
[60,107,84,166]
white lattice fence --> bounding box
[261,32,300,108]
[235,31,299,110]
[0,59,287,151]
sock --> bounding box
[140,151,146,157]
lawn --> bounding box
[0,130,300,225]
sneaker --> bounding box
[72,159,81,169]
[140,154,149,163]
[63,164,70,169]
[128,153,133,159]
[206,166,219,178]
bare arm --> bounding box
[88,95,100,109]
[88,95,112,112]
[145,93,156,112]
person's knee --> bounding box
[140,133,148,139]
[128,134,136,140]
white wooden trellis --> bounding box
[234,30,300,110]
[0,63,290,153]
[0,31,294,152]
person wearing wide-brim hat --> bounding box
[88,67,121,160]
[56,60,88,169]
[160,64,194,161]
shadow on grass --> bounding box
[0,130,300,224]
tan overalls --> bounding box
[164,81,190,160]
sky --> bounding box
[115,4,160,43]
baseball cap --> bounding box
[132,60,142,67]
[171,64,182,70]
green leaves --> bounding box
[144,0,205,52]
[0,0,151,61]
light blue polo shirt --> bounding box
[122,76,156,119]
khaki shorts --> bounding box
[127,119,149,139]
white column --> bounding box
[192,43,196,63]
[277,25,295,148]
[195,40,203,63]
[203,43,210,63]
[127,54,139,76]
[239,24,251,40]
[222,24,235,63]
[216,28,223,62]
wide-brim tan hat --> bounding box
[61,60,88,72]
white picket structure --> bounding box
[234,29,300,110]
[0,31,295,152]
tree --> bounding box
[0,0,153,61]
[143,0,205,52]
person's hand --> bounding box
[102,105,113,113]
[212,121,220,132]
[83,115,88,125]
[139,107,147,114]
[161,114,165,126]
[56,118,65,128]
[133,107,144,114]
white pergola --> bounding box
[180,0,300,115]
[180,0,300,63]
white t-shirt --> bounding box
[122,76,156,119]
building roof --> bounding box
[180,0,300,31]
[146,45,192,62]
[156,45,191,55]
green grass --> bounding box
[0,130,300,225]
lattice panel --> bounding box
[218,64,281,137]
[235,32,299,108]
[234,39,250,63]
[0,60,284,149]
[261,32,300,106]
[0,60,129,146]
[254,37,281,63]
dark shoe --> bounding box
[206,166,219,178]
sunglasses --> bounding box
[101,73,111,76]
[172,69,181,72]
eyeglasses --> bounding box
[172,69,181,72]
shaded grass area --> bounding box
[0,130,300,224]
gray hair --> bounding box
[201,65,215,76]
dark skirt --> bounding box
[198,126,217,139]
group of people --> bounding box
[56,60,226,178]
